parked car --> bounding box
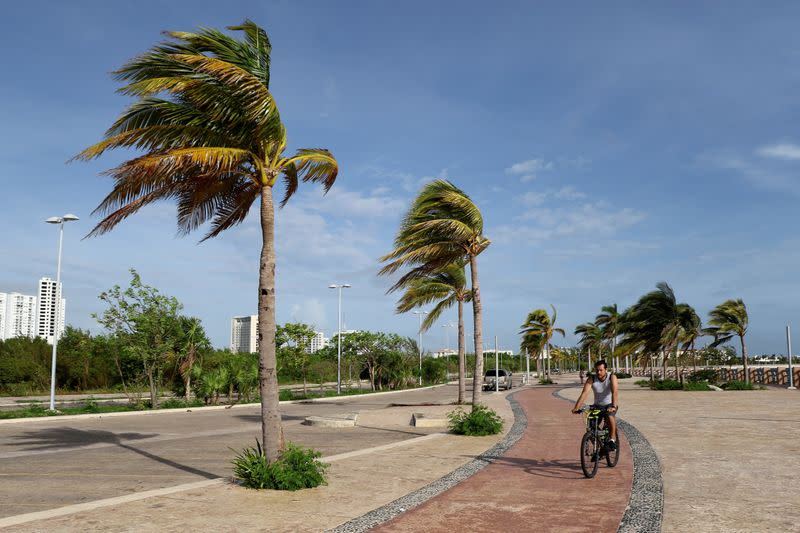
[483,368,513,391]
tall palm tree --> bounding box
[679,306,702,373]
[520,306,565,376]
[595,304,620,371]
[74,21,338,462]
[706,299,750,383]
[574,322,604,370]
[395,262,471,404]
[380,180,490,405]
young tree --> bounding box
[74,21,338,461]
[276,322,316,394]
[706,299,750,383]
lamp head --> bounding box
[343,284,351,288]
[45,217,62,224]
[329,284,337,289]
[63,214,79,222]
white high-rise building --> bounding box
[231,315,258,353]
[0,292,37,340]
[307,331,329,353]
[35,277,65,344]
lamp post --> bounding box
[442,323,455,379]
[414,310,428,386]
[329,283,351,394]
[45,214,79,411]
[787,324,796,390]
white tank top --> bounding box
[591,375,613,405]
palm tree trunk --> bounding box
[674,342,680,381]
[469,254,483,406]
[258,185,284,462]
[457,299,465,405]
[740,334,749,384]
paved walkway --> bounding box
[372,386,633,533]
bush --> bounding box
[684,381,711,391]
[448,404,504,436]
[721,380,756,390]
[538,377,554,385]
[687,369,718,383]
[614,372,632,379]
[651,379,683,390]
[159,398,204,409]
[634,379,651,387]
[232,441,328,490]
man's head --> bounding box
[595,359,608,379]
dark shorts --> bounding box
[591,403,618,417]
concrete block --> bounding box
[303,412,358,427]
[411,412,449,428]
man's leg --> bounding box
[607,414,617,442]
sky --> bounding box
[1,1,800,354]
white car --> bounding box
[483,369,513,391]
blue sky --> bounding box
[2,1,800,354]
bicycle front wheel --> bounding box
[580,431,599,478]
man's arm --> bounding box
[608,374,619,413]
[572,378,593,412]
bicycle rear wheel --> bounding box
[605,438,620,467]
[580,431,599,478]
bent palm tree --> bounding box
[595,304,620,371]
[380,180,490,405]
[575,322,603,370]
[520,306,565,376]
[74,21,338,462]
[395,262,471,404]
[706,299,750,383]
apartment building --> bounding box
[230,315,258,353]
[35,277,65,344]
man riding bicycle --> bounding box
[572,359,619,450]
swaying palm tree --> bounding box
[395,262,471,404]
[574,322,604,370]
[520,306,565,376]
[706,299,750,383]
[595,304,621,371]
[380,180,490,405]
[679,306,702,373]
[74,21,338,462]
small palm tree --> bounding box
[574,322,604,370]
[706,299,750,383]
[520,306,565,376]
[595,304,621,371]
[74,21,338,461]
[395,262,471,404]
[380,180,490,405]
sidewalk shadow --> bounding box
[234,413,307,423]
[474,454,585,479]
[10,428,220,479]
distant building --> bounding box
[307,331,329,353]
[35,278,65,344]
[1,292,37,340]
[432,349,458,359]
[230,315,258,353]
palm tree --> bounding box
[595,304,621,371]
[678,306,702,374]
[395,262,471,404]
[380,180,490,405]
[574,322,604,371]
[706,299,750,383]
[520,306,565,376]
[74,21,338,462]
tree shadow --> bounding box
[10,427,220,479]
[234,413,307,423]
[473,454,586,479]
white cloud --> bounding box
[302,186,405,218]
[520,192,547,206]
[756,143,800,160]
[702,150,800,196]
[290,298,328,329]
[553,186,587,200]
[505,158,553,182]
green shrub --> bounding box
[634,379,651,387]
[651,379,683,390]
[159,398,204,409]
[448,404,504,436]
[614,372,632,379]
[538,377,554,385]
[687,369,718,383]
[684,381,711,391]
[721,380,755,390]
[232,441,328,490]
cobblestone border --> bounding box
[326,392,528,533]
[552,388,663,533]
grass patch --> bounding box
[0,403,142,419]
[538,377,555,385]
[651,379,683,390]
[232,441,328,490]
[634,379,651,387]
[448,404,504,436]
[720,380,757,390]
[684,381,711,391]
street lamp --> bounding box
[442,323,455,379]
[414,310,428,386]
[329,283,351,394]
[45,214,79,411]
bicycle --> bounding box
[576,405,619,478]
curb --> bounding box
[552,387,664,533]
[326,391,526,533]
[0,384,449,426]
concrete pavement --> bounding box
[1,375,798,531]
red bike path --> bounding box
[373,386,634,532]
